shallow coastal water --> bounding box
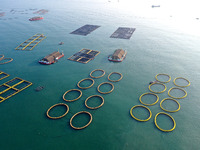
[1,0,200,150]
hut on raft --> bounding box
[39,51,64,65]
[108,49,127,62]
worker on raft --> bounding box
[149,80,158,85]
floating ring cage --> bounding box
[70,111,92,130]
[160,98,180,112]
[168,87,187,99]
[77,78,94,89]
[46,103,69,119]
[85,95,104,109]
[173,77,190,88]
[108,72,123,82]
[155,73,171,83]
[149,82,167,93]
[0,58,13,65]
[90,69,105,78]
[154,112,176,132]
[139,93,159,106]
[130,105,152,122]
[97,82,114,94]
[63,89,82,102]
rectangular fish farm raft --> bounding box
[70,24,100,36]
[0,77,32,103]
[68,48,100,64]
[110,27,136,39]
[15,33,46,51]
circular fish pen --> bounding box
[168,87,187,99]
[90,69,105,78]
[85,95,104,109]
[130,105,152,122]
[155,73,171,83]
[160,98,180,112]
[108,72,123,82]
[77,78,94,89]
[148,82,167,93]
[139,93,159,106]
[154,112,176,132]
[0,58,13,65]
[173,77,190,88]
[97,82,114,94]
[70,111,92,130]
[46,103,69,119]
[63,89,82,102]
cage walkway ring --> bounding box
[149,82,167,93]
[63,89,82,102]
[108,72,123,82]
[168,87,187,99]
[0,54,4,61]
[173,77,190,87]
[160,98,180,112]
[85,95,104,109]
[46,103,69,119]
[77,78,94,89]
[70,111,92,130]
[0,58,13,65]
[155,73,171,83]
[130,105,152,122]
[97,82,114,94]
[154,112,176,132]
[90,69,105,78]
[139,93,159,106]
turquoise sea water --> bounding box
[1,0,200,150]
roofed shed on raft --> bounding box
[108,49,127,62]
[39,51,64,65]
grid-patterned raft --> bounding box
[15,33,46,50]
[68,48,100,64]
[0,77,32,103]
[70,25,100,36]
[0,71,10,80]
[110,27,136,39]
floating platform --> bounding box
[68,48,100,64]
[0,71,9,80]
[0,12,5,17]
[110,27,136,39]
[0,77,32,103]
[33,9,49,15]
[15,33,46,51]
[70,24,100,36]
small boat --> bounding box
[0,12,5,17]
[108,49,127,62]
[152,5,160,8]
[29,16,43,21]
[35,86,44,91]
[149,81,158,85]
[39,51,64,65]
[59,42,64,45]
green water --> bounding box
[1,0,200,150]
